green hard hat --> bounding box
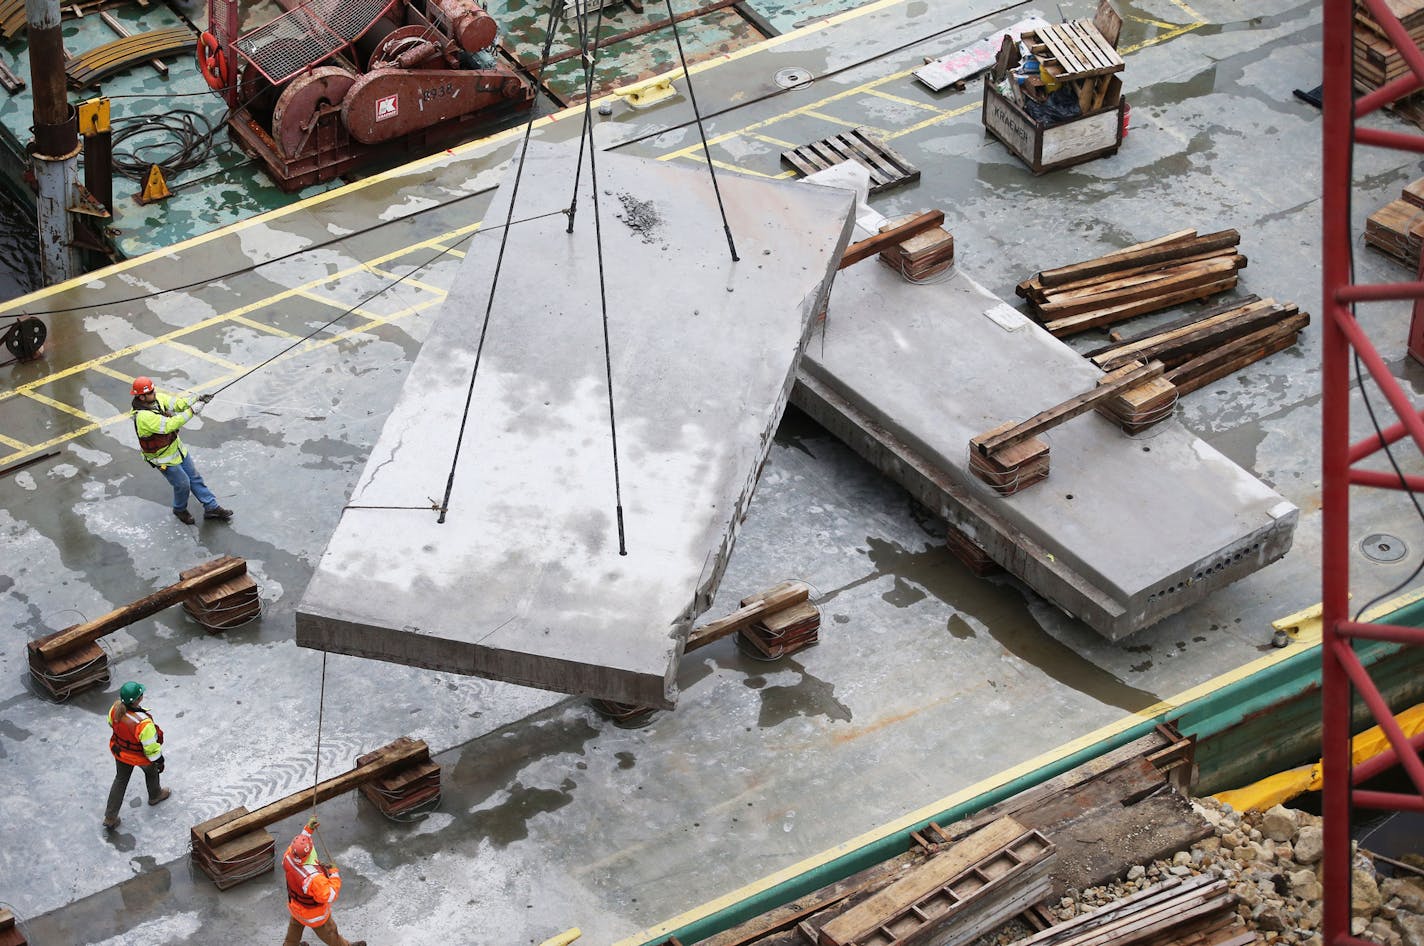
[119,681,145,706]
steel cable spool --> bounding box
[3,316,45,360]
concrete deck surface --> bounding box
[1,0,1422,943]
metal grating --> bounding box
[233,0,394,84]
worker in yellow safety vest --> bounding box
[129,375,233,525]
[281,818,366,946]
[103,680,170,830]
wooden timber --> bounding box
[31,556,248,660]
[65,25,192,88]
[818,817,1028,946]
[1100,295,1262,347]
[1165,314,1310,395]
[203,737,429,848]
[839,212,946,269]
[971,361,1164,457]
[1091,299,1294,372]
[685,581,810,652]
[1041,276,1240,337]
[1029,230,1239,291]
[1034,256,1246,319]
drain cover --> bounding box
[1361,533,1407,563]
[774,67,814,90]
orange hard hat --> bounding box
[131,376,155,397]
[290,833,313,859]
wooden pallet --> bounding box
[781,128,920,195]
[65,25,192,88]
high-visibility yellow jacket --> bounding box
[131,391,194,469]
[108,701,163,766]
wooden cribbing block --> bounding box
[741,599,820,659]
[356,736,441,817]
[179,560,261,631]
[0,910,25,946]
[839,211,945,269]
[203,737,430,849]
[970,361,1163,458]
[25,638,109,700]
[31,556,248,660]
[685,580,810,652]
[968,424,1049,496]
[1095,362,1178,434]
[818,817,1027,946]
[190,807,276,890]
[945,522,1002,577]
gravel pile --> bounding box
[1006,799,1424,946]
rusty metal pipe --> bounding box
[26,0,81,284]
[25,0,69,132]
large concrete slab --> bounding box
[794,264,1299,638]
[295,141,855,707]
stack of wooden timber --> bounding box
[191,737,434,888]
[739,587,820,659]
[1365,176,1424,267]
[1009,874,1248,946]
[1085,296,1309,431]
[968,421,1051,496]
[1017,230,1245,337]
[1352,0,1424,95]
[945,522,1002,577]
[691,726,1208,946]
[0,909,27,946]
[877,214,954,280]
[357,736,442,817]
[816,819,1055,946]
[179,557,262,630]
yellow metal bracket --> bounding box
[615,75,676,108]
[77,97,110,136]
[138,164,171,205]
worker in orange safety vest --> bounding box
[103,680,170,830]
[281,818,366,946]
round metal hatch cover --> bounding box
[775,67,814,90]
[1361,533,1407,563]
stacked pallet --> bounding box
[1084,296,1309,432]
[1008,874,1248,946]
[739,587,820,658]
[877,214,954,280]
[1352,0,1424,95]
[179,557,262,631]
[1366,175,1424,267]
[357,736,442,817]
[1016,230,1245,337]
[817,819,1056,946]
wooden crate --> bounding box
[982,75,1125,174]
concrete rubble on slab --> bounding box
[296,140,856,708]
[793,263,1299,639]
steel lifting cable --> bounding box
[663,0,738,262]
[436,0,568,525]
[569,1,628,555]
[308,650,334,864]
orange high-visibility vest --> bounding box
[108,702,161,767]
[284,839,340,927]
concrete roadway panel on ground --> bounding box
[296,142,855,708]
[796,265,1298,638]
[3,0,1423,944]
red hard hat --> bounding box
[131,376,155,397]
[290,833,313,859]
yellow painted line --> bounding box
[746,131,797,149]
[799,110,873,130]
[168,341,241,370]
[22,390,97,422]
[672,153,780,178]
[228,314,299,339]
[616,587,1424,946]
[362,267,450,299]
[863,88,946,112]
[1128,15,1180,30]
[90,364,134,382]
[0,433,28,450]
[430,245,467,259]
[886,100,984,139]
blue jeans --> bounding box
[160,452,218,511]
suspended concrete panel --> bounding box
[295,141,856,708]
[792,265,1299,640]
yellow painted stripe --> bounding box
[168,341,241,370]
[614,588,1424,946]
[673,153,779,178]
[745,131,797,149]
[90,363,134,382]
[228,314,299,339]
[863,88,947,112]
[22,390,96,421]
[886,100,984,139]
[362,267,450,298]
[0,433,28,450]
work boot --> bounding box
[102,814,120,830]
[203,506,233,521]
[173,508,196,524]
[148,788,171,806]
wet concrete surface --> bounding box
[2,0,1423,942]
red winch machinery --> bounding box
[200,0,534,190]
